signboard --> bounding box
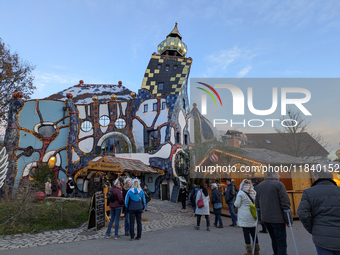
[88,161,123,172]
[87,192,105,231]
[170,186,179,203]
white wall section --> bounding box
[77,106,86,119]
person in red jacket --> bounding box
[106,178,124,240]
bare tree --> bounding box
[275,110,329,161]
[0,38,36,123]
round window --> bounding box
[81,121,93,132]
[115,118,126,129]
[99,115,110,127]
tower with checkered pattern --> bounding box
[141,22,192,98]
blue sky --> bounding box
[1,0,339,156]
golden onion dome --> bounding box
[157,22,187,57]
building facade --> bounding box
[1,23,193,200]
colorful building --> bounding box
[1,23,193,200]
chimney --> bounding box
[228,137,240,148]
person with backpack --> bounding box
[225,178,238,226]
[234,179,260,255]
[143,185,151,211]
[105,178,124,240]
[194,185,211,231]
[125,178,146,241]
[66,177,76,198]
[189,184,198,215]
[211,183,223,228]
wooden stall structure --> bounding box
[74,155,160,226]
[193,148,316,218]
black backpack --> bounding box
[107,191,116,204]
[190,190,197,206]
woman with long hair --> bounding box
[194,185,210,231]
[234,179,260,255]
[122,178,132,236]
[125,178,146,240]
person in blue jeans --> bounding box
[122,178,132,236]
[125,178,146,240]
[106,179,124,239]
[225,178,237,226]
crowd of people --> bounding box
[105,177,151,241]
[44,177,76,198]
[186,168,340,255]
[44,169,340,255]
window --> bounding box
[184,134,188,145]
[248,140,254,144]
[38,125,55,138]
[157,64,162,69]
[176,132,180,144]
[162,102,166,110]
[158,83,164,90]
[99,115,110,127]
[165,65,169,71]
[173,65,178,70]
[81,121,93,132]
[153,103,158,111]
[147,130,160,151]
[144,104,148,112]
[115,118,126,129]
[265,140,272,144]
[183,99,186,109]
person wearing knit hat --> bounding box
[211,183,223,228]
[106,178,124,240]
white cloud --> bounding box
[237,66,252,77]
[207,46,242,71]
[204,46,258,76]
[33,71,79,95]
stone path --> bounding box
[0,200,212,250]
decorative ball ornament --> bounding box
[118,81,122,87]
[210,153,219,162]
[110,94,117,101]
[17,92,24,99]
[12,92,18,99]
[35,191,45,201]
[66,93,73,99]
[48,156,56,168]
[193,103,197,107]
[92,96,98,102]
[79,80,84,84]
[130,92,137,99]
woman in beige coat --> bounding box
[234,179,260,255]
[194,185,210,231]
[45,178,52,197]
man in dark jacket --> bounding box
[297,169,340,254]
[105,179,124,239]
[225,178,237,226]
[179,185,187,210]
[143,185,151,211]
[211,183,223,228]
[255,171,291,255]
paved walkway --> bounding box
[0,200,203,250]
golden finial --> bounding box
[175,22,178,26]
